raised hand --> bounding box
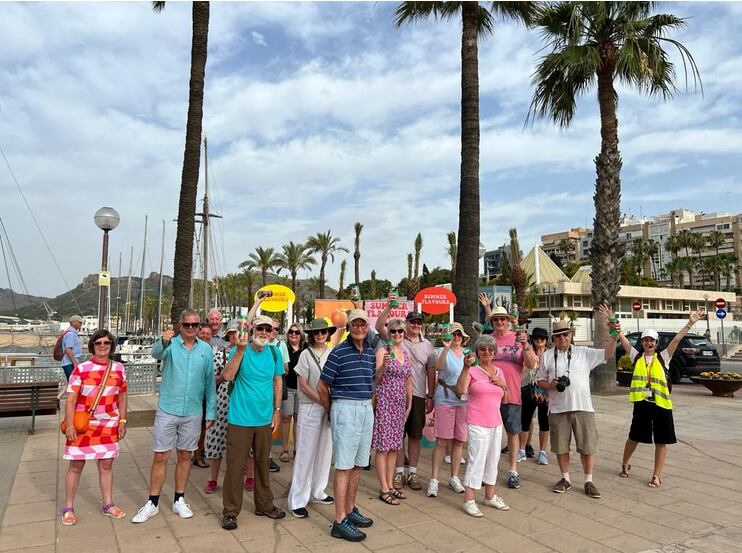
[464,352,476,367]
[163,324,175,343]
[478,292,492,308]
[234,331,249,350]
[688,309,705,325]
[597,304,614,319]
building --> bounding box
[482,244,510,280]
[540,228,585,266]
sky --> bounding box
[1,1,741,298]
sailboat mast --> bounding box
[115,252,122,336]
[155,220,165,332]
[124,246,133,334]
[137,215,148,333]
[202,136,209,318]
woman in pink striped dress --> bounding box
[61,330,128,526]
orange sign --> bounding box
[414,287,456,315]
[314,299,355,320]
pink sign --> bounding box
[364,300,414,330]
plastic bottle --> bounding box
[389,288,399,308]
[237,308,248,341]
[463,347,479,366]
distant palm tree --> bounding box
[719,253,736,292]
[665,235,681,260]
[370,269,378,299]
[274,241,316,296]
[239,269,258,309]
[239,246,279,287]
[410,233,423,298]
[528,1,701,391]
[153,1,211,325]
[353,222,363,286]
[395,1,535,330]
[446,231,457,286]
[645,239,659,279]
[509,228,527,309]
[406,253,413,297]
[691,234,706,287]
[337,260,347,299]
[558,238,575,263]
[708,230,725,257]
[665,258,684,288]
[306,230,349,300]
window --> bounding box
[573,296,583,308]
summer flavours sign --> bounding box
[414,287,456,315]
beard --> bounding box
[253,336,268,347]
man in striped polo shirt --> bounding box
[318,309,375,542]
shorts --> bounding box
[549,411,598,455]
[62,364,75,381]
[331,399,374,470]
[404,396,426,439]
[152,408,203,452]
[521,386,549,432]
[434,405,467,442]
[499,404,522,434]
[281,389,299,416]
[628,401,677,445]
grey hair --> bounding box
[473,335,497,355]
[179,308,199,322]
[207,308,222,319]
[386,318,406,332]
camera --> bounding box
[555,375,571,392]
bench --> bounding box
[0,381,59,434]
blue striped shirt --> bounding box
[320,336,376,400]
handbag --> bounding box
[61,360,113,434]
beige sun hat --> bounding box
[488,306,515,321]
[551,320,573,336]
[449,321,470,343]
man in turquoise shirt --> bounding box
[132,308,216,524]
[220,315,285,530]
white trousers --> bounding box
[463,423,503,490]
[287,402,333,510]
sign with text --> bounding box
[364,300,414,330]
[715,298,727,309]
[414,287,456,315]
[256,284,295,312]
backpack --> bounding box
[632,350,672,394]
[228,344,279,396]
[52,330,73,361]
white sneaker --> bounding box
[131,500,159,523]
[426,479,439,497]
[172,497,193,519]
[463,500,483,517]
[448,476,465,494]
[460,457,466,465]
[483,495,510,511]
[444,455,452,465]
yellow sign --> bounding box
[98,271,111,286]
[256,284,295,312]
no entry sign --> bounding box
[715,298,727,309]
[632,300,641,311]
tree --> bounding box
[645,239,659,279]
[509,228,527,309]
[528,1,701,391]
[239,269,258,309]
[631,238,649,277]
[719,253,737,292]
[239,246,279,287]
[410,233,424,298]
[155,1,211,325]
[665,235,681,260]
[558,238,575,263]
[337,260,347,299]
[370,269,378,299]
[446,231,457,286]
[407,253,413,290]
[676,229,695,287]
[274,241,316,296]
[306,230,349,300]
[665,258,684,288]
[395,1,535,331]
[353,222,363,286]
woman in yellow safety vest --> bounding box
[616,309,704,488]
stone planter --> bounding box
[696,378,742,397]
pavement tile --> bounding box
[400,519,484,553]
[1,500,57,526]
[115,523,181,553]
[469,525,552,553]
[15,460,57,475]
[530,527,620,553]
[599,531,660,552]
[7,483,56,505]
[178,530,246,553]
[239,533,306,553]
[56,522,118,553]
[0,520,55,552]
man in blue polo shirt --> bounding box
[318,309,375,542]
[132,308,216,524]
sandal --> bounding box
[390,488,407,500]
[648,475,662,488]
[378,490,400,505]
[102,503,126,519]
[618,464,631,478]
[192,458,209,468]
[61,507,77,526]
[255,506,286,519]
[279,451,290,463]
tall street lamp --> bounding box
[703,294,710,333]
[95,207,120,330]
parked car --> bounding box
[616,332,720,383]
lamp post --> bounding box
[94,207,120,330]
[703,294,710,334]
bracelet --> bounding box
[274,408,281,412]
[119,419,127,424]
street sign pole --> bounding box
[633,300,641,333]
[716,306,727,356]
[721,317,726,356]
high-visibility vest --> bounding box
[628,353,672,410]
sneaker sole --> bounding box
[174,511,194,519]
[291,511,309,518]
[553,486,571,494]
[331,530,366,542]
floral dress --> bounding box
[64,359,127,461]
[371,352,412,452]
[205,346,231,459]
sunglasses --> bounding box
[287,329,302,335]
[407,320,422,325]
[389,329,405,335]
[94,340,112,346]
[478,346,496,352]
[311,329,329,335]
[255,325,272,333]
[181,322,199,329]
[453,331,463,337]
[272,327,280,332]
[350,322,368,329]
[533,337,547,341]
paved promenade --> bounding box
[1,384,741,553]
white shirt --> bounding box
[536,346,606,414]
[629,347,671,367]
[294,346,330,405]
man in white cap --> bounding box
[318,309,375,542]
[535,305,618,499]
[60,315,83,381]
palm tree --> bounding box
[239,246,279,287]
[274,242,316,296]
[645,239,659,279]
[558,238,575,263]
[509,228,527,309]
[665,235,681,260]
[631,239,649,278]
[406,253,413,297]
[337,260,347,299]
[410,233,423,298]
[395,1,535,330]
[719,253,736,292]
[446,231,457,286]
[154,1,211,325]
[691,234,706,288]
[370,269,377,299]
[306,230,349,300]
[353,222,363,286]
[528,1,701,391]
[708,230,725,257]
[239,269,258,309]
[665,258,684,288]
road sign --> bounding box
[632,300,641,311]
[715,298,727,309]
[716,308,727,320]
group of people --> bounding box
[58,296,703,542]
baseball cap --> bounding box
[348,309,369,323]
[641,329,659,341]
[69,315,83,323]
[406,311,423,321]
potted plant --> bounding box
[616,354,633,387]
[695,372,742,397]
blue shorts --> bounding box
[62,364,75,381]
[330,399,373,470]
[499,403,522,434]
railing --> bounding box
[0,363,159,395]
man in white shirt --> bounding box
[535,309,617,499]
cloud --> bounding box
[250,31,267,47]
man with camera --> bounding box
[535,307,617,499]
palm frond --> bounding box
[393,1,461,27]
[152,1,166,14]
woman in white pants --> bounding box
[287,318,336,518]
[456,335,511,517]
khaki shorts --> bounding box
[549,411,598,455]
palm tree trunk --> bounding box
[453,2,480,331]
[170,1,209,326]
[590,61,621,393]
[318,258,326,299]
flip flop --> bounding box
[648,475,662,488]
[61,507,77,526]
[619,464,631,478]
[102,503,126,519]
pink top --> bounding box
[493,332,525,405]
[466,365,506,428]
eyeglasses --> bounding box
[272,327,280,332]
[350,322,368,329]
[407,320,422,326]
[287,329,301,335]
[453,331,463,337]
[181,322,199,329]
[533,337,547,341]
[311,329,329,335]
[255,325,272,333]
[389,329,405,335]
[93,340,112,346]
[478,346,496,352]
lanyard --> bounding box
[552,347,571,380]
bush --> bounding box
[617,354,633,372]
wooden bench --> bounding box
[0,381,59,434]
